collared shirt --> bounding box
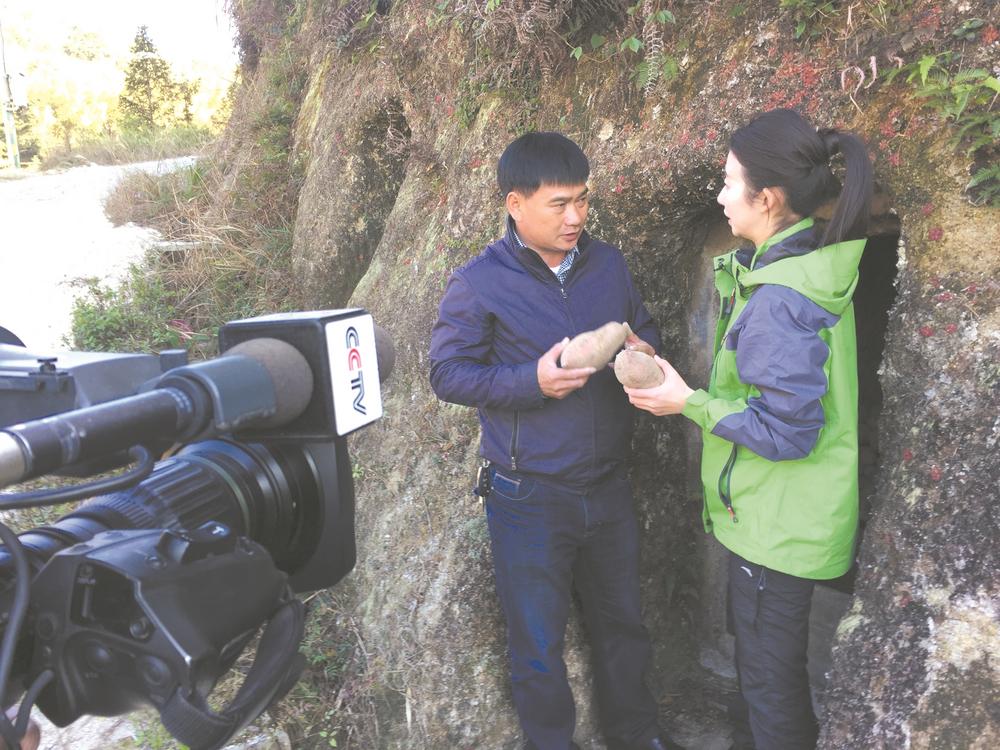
[511,223,580,286]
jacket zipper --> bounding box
[718,444,739,523]
[514,282,567,468]
[509,412,520,470]
[721,290,736,318]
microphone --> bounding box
[0,310,395,488]
[213,337,314,429]
[0,338,314,487]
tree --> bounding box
[175,78,199,125]
[118,26,177,130]
[63,27,108,62]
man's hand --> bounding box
[538,338,596,399]
[623,322,655,357]
[624,355,694,416]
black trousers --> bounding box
[727,552,818,750]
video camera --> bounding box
[0,310,392,750]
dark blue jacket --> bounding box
[429,222,660,491]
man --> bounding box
[429,132,680,750]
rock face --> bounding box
[217,1,999,747]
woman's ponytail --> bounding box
[819,128,873,245]
[730,110,874,246]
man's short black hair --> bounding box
[497,132,590,197]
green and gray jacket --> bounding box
[682,218,863,580]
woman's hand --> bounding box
[624,355,694,416]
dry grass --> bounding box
[38,126,215,172]
[103,164,209,236]
[82,145,301,356]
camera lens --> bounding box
[1,439,321,578]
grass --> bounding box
[103,161,212,236]
[38,125,217,171]
[269,590,382,749]
[76,153,299,356]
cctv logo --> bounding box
[346,326,366,415]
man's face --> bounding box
[507,183,589,257]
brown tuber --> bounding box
[560,322,628,369]
[614,349,665,388]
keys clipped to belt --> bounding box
[472,458,492,504]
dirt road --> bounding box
[0,159,191,352]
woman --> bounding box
[626,108,873,750]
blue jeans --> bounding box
[484,466,659,750]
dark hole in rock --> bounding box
[809,215,900,716]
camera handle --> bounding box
[24,525,308,750]
[159,597,306,750]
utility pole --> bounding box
[0,16,20,169]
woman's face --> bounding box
[717,151,768,246]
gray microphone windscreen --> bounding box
[224,338,314,427]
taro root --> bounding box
[614,349,665,388]
[560,321,627,369]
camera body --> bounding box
[0,310,388,750]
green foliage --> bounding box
[779,0,836,40]
[951,17,986,42]
[779,0,906,40]
[39,125,214,170]
[62,27,109,61]
[886,53,1000,206]
[70,215,296,356]
[275,591,365,748]
[620,35,643,54]
[103,160,212,232]
[1,6,232,166]
[885,55,999,148]
[564,3,676,94]
[118,27,181,130]
[967,165,1000,207]
[631,54,679,91]
[455,79,488,129]
[70,260,188,353]
[0,106,39,164]
[356,0,382,31]
[131,711,185,750]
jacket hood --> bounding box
[739,218,865,316]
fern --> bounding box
[966,165,1000,207]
